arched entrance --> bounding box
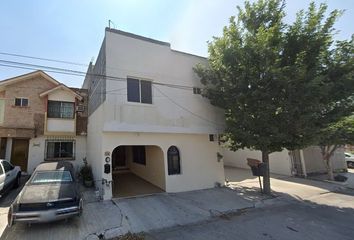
[111,145,166,198]
[112,146,127,170]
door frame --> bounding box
[10,138,29,172]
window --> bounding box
[31,171,73,184]
[0,163,4,175]
[168,146,181,175]
[2,161,13,173]
[47,101,74,119]
[193,87,202,94]
[132,146,146,165]
[127,78,152,104]
[46,140,75,160]
[14,98,28,107]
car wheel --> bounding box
[13,173,21,189]
[78,198,83,217]
[348,161,354,168]
[7,206,14,227]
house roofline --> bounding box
[0,70,60,87]
[39,84,83,101]
[105,28,208,60]
[106,27,171,47]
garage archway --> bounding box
[111,145,166,198]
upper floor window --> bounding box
[14,97,28,107]
[127,78,152,104]
[47,100,74,119]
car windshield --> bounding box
[31,171,73,184]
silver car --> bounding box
[345,152,354,168]
[0,160,21,197]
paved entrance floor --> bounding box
[112,172,164,198]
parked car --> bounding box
[0,160,21,197]
[345,152,354,168]
[8,161,83,226]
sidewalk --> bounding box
[1,186,261,240]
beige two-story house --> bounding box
[0,71,87,173]
[83,28,225,200]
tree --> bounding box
[318,116,354,180]
[195,0,354,194]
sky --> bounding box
[0,0,353,88]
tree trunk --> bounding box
[320,145,337,181]
[262,150,271,194]
[325,156,334,181]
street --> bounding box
[146,196,354,240]
[145,168,354,240]
[1,168,354,240]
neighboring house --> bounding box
[0,71,87,173]
[83,28,225,200]
[223,146,346,177]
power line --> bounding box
[0,59,196,91]
[0,52,201,90]
[153,85,223,127]
[0,62,222,128]
[0,52,88,67]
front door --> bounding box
[11,139,29,172]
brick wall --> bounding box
[0,76,56,137]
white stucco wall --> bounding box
[303,146,346,174]
[5,138,12,161]
[103,30,224,135]
[86,104,104,195]
[47,119,75,132]
[223,148,293,176]
[100,132,225,199]
[48,90,76,102]
[27,136,86,174]
[126,145,165,190]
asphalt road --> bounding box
[146,193,354,240]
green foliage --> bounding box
[318,116,354,147]
[195,0,354,154]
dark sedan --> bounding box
[8,161,83,226]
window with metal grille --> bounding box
[47,101,74,119]
[127,78,152,104]
[46,140,75,160]
[168,146,181,175]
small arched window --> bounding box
[167,146,181,175]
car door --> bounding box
[2,161,15,188]
[0,163,5,192]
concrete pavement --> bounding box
[145,197,354,240]
[144,167,354,240]
[1,167,354,239]
[0,185,258,240]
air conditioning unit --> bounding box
[76,105,85,112]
